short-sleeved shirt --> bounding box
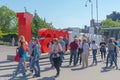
[70,41,78,50]
[59,40,65,50]
[83,43,89,54]
[100,42,106,47]
[79,42,83,49]
[51,43,62,58]
[63,38,69,44]
[90,43,98,50]
[108,43,116,51]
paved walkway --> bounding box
[1,45,120,80]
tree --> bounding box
[32,10,54,37]
[101,19,120,28]
[0,28,2,38]
[0,6,17,34]
[107,11,120,21]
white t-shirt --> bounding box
[90,43,98,49]
[83,43,89,54]
[51,43,62,58]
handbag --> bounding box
[14,48,19,62]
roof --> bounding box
[101,27,120,30]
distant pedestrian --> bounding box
[51,38,62,77]
[99,39,106,61]
[49,40,54,69]
[63,35,69,51]
[76,39,83,65]
[59,36,65,66]
[12,37,15,46]
[29,37,35,73]
[90,40,98,65]
[82,39,90,68]
[69,38,79,66]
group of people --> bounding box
[12,36,41,79]
[12,35,69,79]
[12,34,120,79]
[69,35,120,70]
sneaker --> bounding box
[20,76,27,79]
[30,70,33,73]
[36,74,41,77]
[116,66,118,70]
[69,63,71,66]
[12,71,16,78]
[54,73,59,78]
[33,74,38,78]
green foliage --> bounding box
[0,6,55,40]
[0,33,18,42]
[0,28,2,38]
[0,41,11,46]
[101,19,120,28]
[32,11,55,37]
[100,19,120,34]
[0,6,18,34]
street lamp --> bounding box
[85,0,93,20]
[96,0,98,25]
[96,0,99,34]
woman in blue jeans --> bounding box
[12,41,27,79]
[31,38,41,77]
[90,40,98,65]
[106,39,118,70]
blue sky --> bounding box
[0,0,120,29]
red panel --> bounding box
[38,28,54,53]
[17,12,33,43]
[38,28,70,53]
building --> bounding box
[101,27,120,41]
[90,19,102,34]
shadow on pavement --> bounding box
[100,67,112,73]
[41,77,55,80]
[41,67,53,72]
[71,67,85,71]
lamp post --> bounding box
[85,0,93,20]
[96,0,98,25]
[96,0,99,34]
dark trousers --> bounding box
[92,49,97,64]
[101,51,106,60]
[106,50,117,67]
[52,57,61,75]
[76,48,82,64]
[65,44,68,51]
[100,47,106,60]
[69,50,77,66]
[59,52,64,66]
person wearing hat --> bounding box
[51,38,62,77]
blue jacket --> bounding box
[34,44,41,59]
[18,46,25,58]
